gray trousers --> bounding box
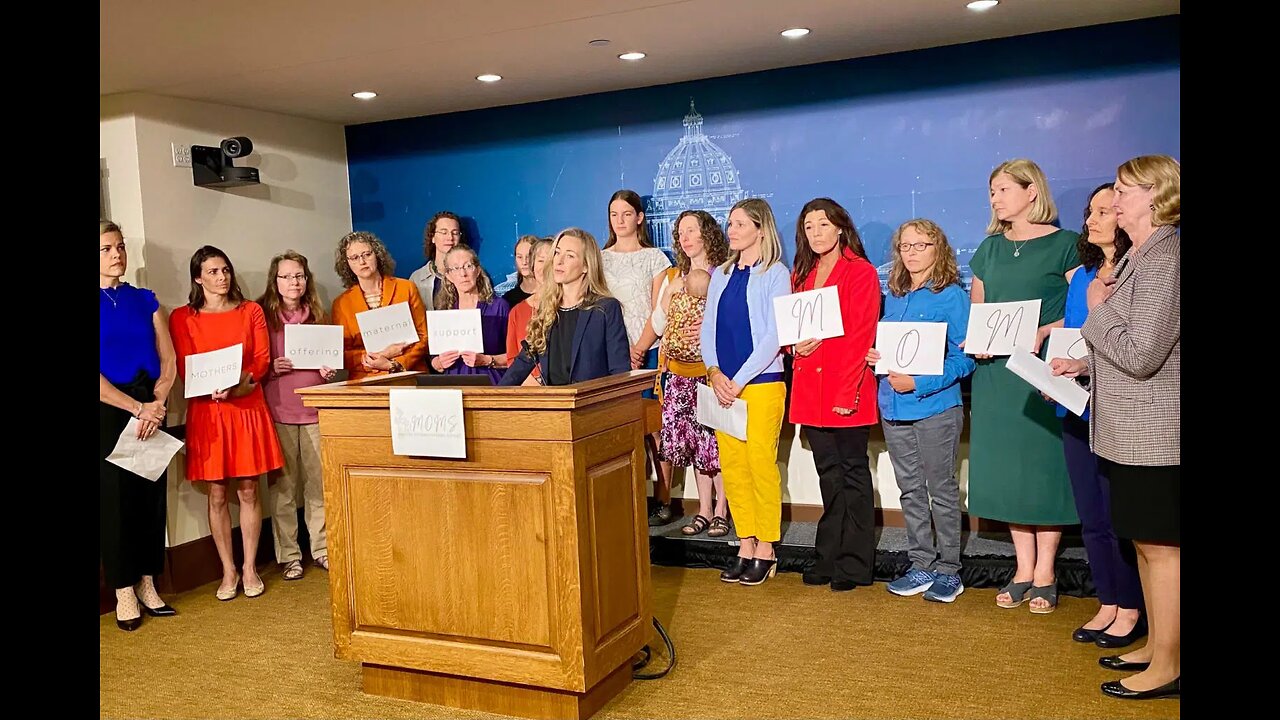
[881,405,964,575]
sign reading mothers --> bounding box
[184,344,243,398]
[356,303,420,355]
[389,388,466,458]
[426,309,484,354]
[284,324,343,369]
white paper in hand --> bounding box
[1046,327,1088,361]
[426,309,484,354]
[184,344,243,398]
[1005,348,1090,417]
[696,383,748,441]
[107,418,185,481]
[389,388,467,458]
[773,286,844,347]
[964,300,1041,356]
[874,322,947,375]
[356,303,420,355]
[284,324,344,369]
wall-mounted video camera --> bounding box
[192,136,260,188]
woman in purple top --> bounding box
[99,220,178,631]
[258,251,337,581]
[430,245,510,383]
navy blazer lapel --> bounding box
[569,306,592,377]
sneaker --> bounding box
[886,568,937,596]
[923,573,965,603]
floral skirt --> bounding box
[658,372,720,474]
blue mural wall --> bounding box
[346,16,1179,291]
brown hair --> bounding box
[334,231,396,288]
[604,189,652,249]
[671,210,729,274]
[791,197,866,291]
[433,245,496,309]
[186,245,246,311]
[257,250,328,331]
[423,211,465,261]
[886,219,961,297]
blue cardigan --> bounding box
[701,261,790,387]
[500,296,632,386]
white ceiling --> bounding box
[101,0,1180,125]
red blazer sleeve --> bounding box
[245,302,271,383]
[833,260,880,410]
[396,280,429,371]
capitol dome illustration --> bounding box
[644,100,747,251]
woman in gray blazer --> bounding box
[1061,155,1179,700]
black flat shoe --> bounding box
[116,615,142,632]
[830,579,857,592]
[1099,655,1150,672]
[738,558,777,586]
[141,603,178,617]
[1072,622,1111,643]
[720,557,750,583]
[1101,677,1179,700]
[802,571,831,586]
[1096,618,1148,648]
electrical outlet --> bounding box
[172,143,192,168]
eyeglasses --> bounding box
[435,229,463,238]
[347,250,375,263]
[276,273,306,282]
[897,242,936,253]
[445,262,477,275]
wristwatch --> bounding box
[389,360,404,373]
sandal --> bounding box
[1028,582,1059,615]
[314,555,329,571]
[681,515,710,536]
[996,580,1034,609]
[707,516,731,538]
[282,560,304,581]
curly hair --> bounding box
[671,210,729,274]
[423,211,464,262]
[1076,183,1132,272]
[886,219,961,297]
[334,231,396,288]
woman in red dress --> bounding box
[169,246,284,601]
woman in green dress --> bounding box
[968,158,1081,614]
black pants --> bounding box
[100,371,167,590]
[807,425,875,584]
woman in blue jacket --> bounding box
[866,219,975,604]
[501,228,631,386]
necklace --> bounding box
[1011,237,1029,258]
[101,287,120,307]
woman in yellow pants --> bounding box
[701,198,791,586]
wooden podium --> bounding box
[297,370,657,720]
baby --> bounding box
[660,268,711,366]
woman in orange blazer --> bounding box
[330,231,429,380]
[787,197,881,593]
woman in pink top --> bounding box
[258,251,337,581]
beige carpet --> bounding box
[101,565,1178,719]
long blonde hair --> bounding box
[258,250,328,331]
[523,228,612,356]
[886,219,961,297]
[986,158,1058,235]
[721,198,783,274]
[433,245,495,309]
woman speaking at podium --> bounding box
[500,228,630,386]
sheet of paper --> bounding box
[389,388,467,458]
[963,300,1041,356]
[696,383,748,441]
[184,344,242,398]
[1046,327,1088,361]
[356,303,420,356]
[772,285,844,346]
[426,309,484,354]
[106,418,185,481]
[874,322,947,375]
[284,324,344,370]
[1006,347,1090,417]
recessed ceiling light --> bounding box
[476,74,502,83]
[588,39,611,47]
[780,28,810,39]
[618,51,646,61]
[967,1,999,10]
[352,91,377,100]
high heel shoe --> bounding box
[720,557,751,583]
[1101,677,1179,700]
[140,602,178,617]
[116,611,142,632]
[738,558,777,586]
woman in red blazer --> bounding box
[787,197,881,592]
